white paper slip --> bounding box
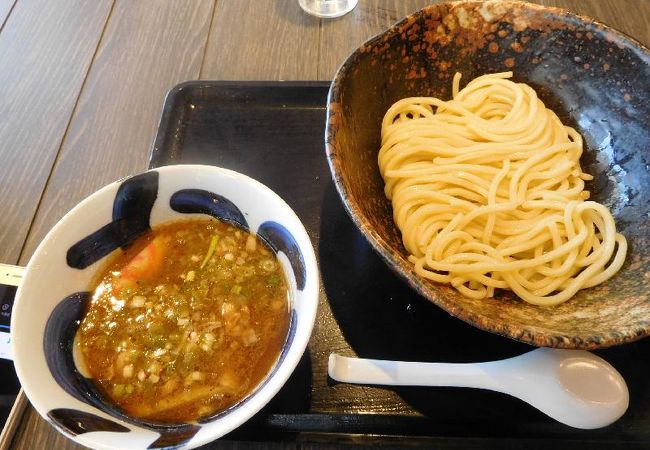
[0,264,23,287]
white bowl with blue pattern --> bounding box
[11,165,319,450]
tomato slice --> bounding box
[113,236,165,296]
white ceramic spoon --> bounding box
[328,348,628,429]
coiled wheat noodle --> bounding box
[378,72,627,306]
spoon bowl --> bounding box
[328,349,628,429]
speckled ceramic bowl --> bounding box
[326,0,650,349]
[12,165,319,450]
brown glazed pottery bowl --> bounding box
[325,0,650,349]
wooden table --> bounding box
[0,0,647,448]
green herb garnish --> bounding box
[201,235,220,269]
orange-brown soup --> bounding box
[76,219,289,423]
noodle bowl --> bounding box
[378,72,627,306]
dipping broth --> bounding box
[76,219,290,423]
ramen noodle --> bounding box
[378,72,627,306]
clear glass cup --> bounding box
[298,0,358,18]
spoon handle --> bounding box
[328,354,504,391]
[330,351,630,430]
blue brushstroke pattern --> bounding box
[43,293,113,411]
[54,185,305,438]
[48,408,129,436]
[44,293,204,435]
[47,407,201,448]
[258,221,306,291]
[66,171,159,269]
[147,425,201,449]
[169,189,249,230]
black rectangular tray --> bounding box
[150,81,650,449]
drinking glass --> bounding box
[298,0,358,18]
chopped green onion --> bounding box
[200,235,220,269]
[113,384,126,397]
[266,275,280,286]
[230,285,242,295]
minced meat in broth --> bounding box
[76,219,289,423]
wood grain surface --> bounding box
[318,0,432,79]
[19,0,214,264]
[201,0,320,80]
[0,0,112,265]
[3,1,649,449]
[0,0,15,29]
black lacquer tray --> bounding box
[149,81,650,449]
